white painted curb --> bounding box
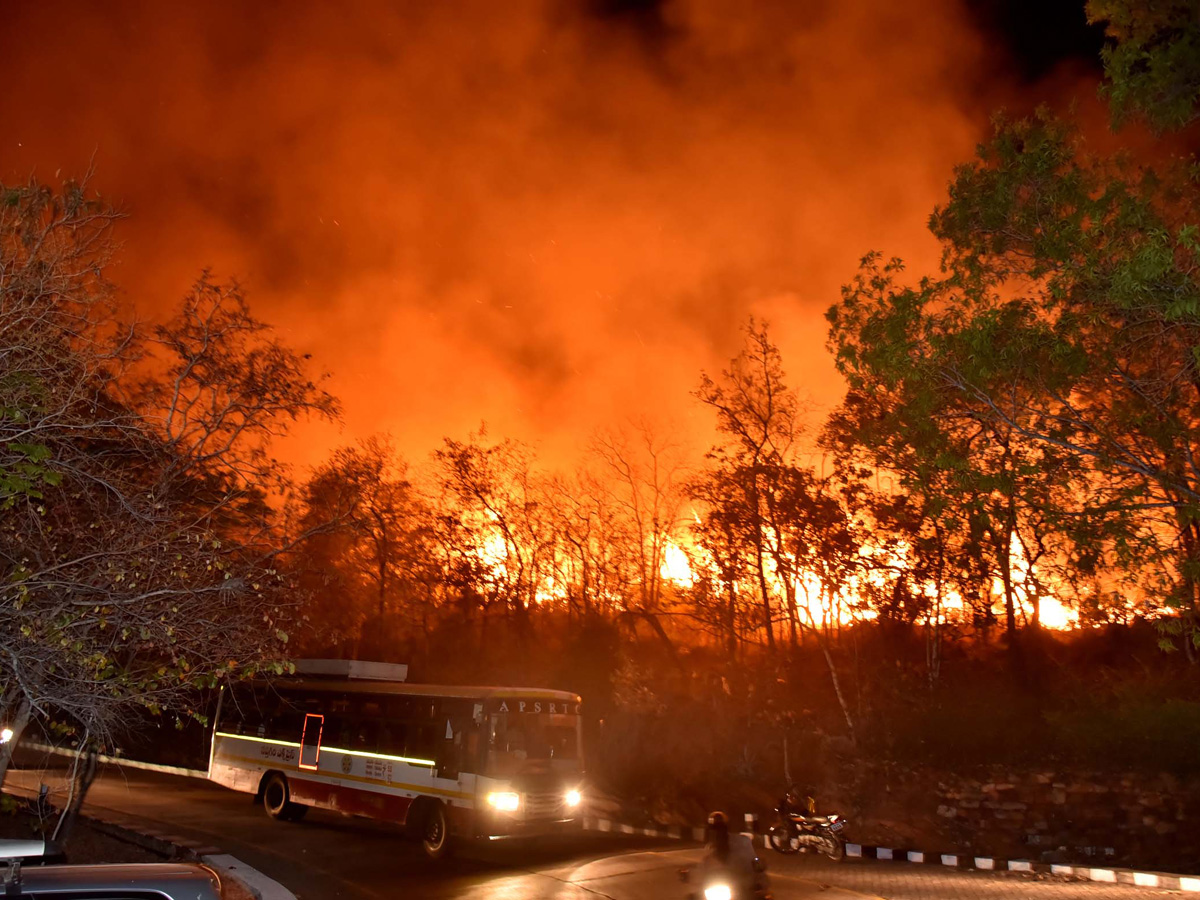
[203,855,297,900]
[19,751,1200,895]
[582,815,1200,892]
[22,741,207,780]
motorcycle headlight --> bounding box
[486,791,520,812]
[704,885,733,900]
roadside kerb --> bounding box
[3,777,220,860]
[584,815,706,843]
[582,815,1199,892]
[18,749,1198,894]
[5,755,294,900]
[838,841,1200,890]
[22,740,208,780]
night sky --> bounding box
[0,0,1109,468]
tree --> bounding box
[298,437,434,658]
[695,320,801,650]
[826,0,1200,656]
[0,177,338,788]
[591,422,688,655]
[932,114,1200,654]
[1089,0,1200,131]
[434,431,553,636]
[690,466,757,659]
[690,322,865,740]
[544,469,630,622]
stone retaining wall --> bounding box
[839,765,1200,872]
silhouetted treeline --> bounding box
[292,316,1200,806]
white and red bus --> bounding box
[207,660,584,857]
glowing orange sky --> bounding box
[0,0,1096,470]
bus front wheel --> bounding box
[261,773,307,822]
[420,801,452,859]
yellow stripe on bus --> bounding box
[213,732,434,767]
[212,750,474,801]
[321,744,435,767]
[213,732,300,748]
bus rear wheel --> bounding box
[262,773,308,822]
[420,801,452,859]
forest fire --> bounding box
[9,3,1200,869]
[661,535,1079,631]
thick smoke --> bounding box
[1,0,1048,466]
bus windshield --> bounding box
[486,711,580,777]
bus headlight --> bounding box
[565,789,582,808]
[486,791,520,812]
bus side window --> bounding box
[233,684,270,737]
[327,694,351,745]
[219,685,242,735]
[268,693,304,741]
[465,725,481,771]
[409,723,438,762]
[354,718,380,751]
[330,713,353,749]
[361,699,383,721]
[437,726,461,780]
[379,722,407,758]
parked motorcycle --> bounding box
[766,786,847,862]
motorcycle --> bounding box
[766,788,847,862]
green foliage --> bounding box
[1089,0,1200,131]
[0,176,335,759]
[826,90,1200,655]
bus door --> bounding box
[299,713,324,770]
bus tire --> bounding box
[261,772,307,822]
[419,800,452,859]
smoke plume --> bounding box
[0,0,1070,466]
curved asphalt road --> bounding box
[4,758,1181,900]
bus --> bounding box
[206,660,584,857]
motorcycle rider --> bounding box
[699,811,770,899]
[780,784,817,820]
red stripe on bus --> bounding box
[290,776,414,823]
[287,778,473,833]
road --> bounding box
[4,759,1181,900]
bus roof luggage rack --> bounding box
[292,659,408,682]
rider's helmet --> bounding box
[706,810,731,858]
[707,810,730,835]
[787,785,816,814]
